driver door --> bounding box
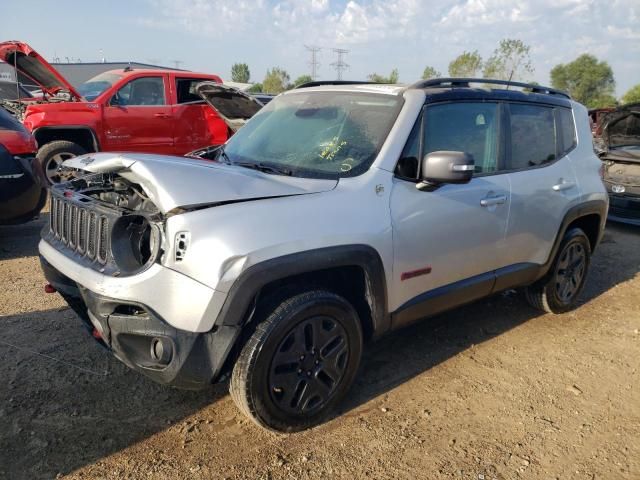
[389,101,512,327]
[102,75,174,153]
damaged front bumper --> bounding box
[39,242,239,389]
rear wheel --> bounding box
[525,228,591,313]
[230,290,363,432]
[37,140,87,184]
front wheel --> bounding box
[525,228,591,313]
[37,140,87,184]
[230,290,363,432]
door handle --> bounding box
[552,181,575,192]
[480,194,507,207]
[154,113,171,118]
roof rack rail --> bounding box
[295,80,376,89]
[409,77,571,99]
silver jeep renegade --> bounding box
[40,78,608,432]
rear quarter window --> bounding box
[557,107,577,156]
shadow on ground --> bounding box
[0,222,637,479]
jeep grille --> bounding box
[50,196,111,265]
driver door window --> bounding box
[396,102,501,179]
[111,77,166,106]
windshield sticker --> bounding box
[319,136,347,162]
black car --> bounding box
[0,106,46,224]
[600,103,640,226]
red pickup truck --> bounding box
[0,41,260,183]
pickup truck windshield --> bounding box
[78,72,122,101]
[223,91,404,179]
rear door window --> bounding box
[176,78,206,104]
[508,104,557,169]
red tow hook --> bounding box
[92,328,102,340]
[44,284,56,294]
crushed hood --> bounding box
[0,40,83,100]
[602,103,640,157]
[195,82,264,132]
[63,152,337,214]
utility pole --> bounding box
[331,48,349,80]
[304,45,321,80]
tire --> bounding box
[230,290,363,432]
[525,228,591,313]
[37,141,87,184]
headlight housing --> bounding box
[111,215,161,275]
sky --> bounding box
[2,0,639,96]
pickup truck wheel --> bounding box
[525,228,591,314]
[37,141,87,184]
[230,290,363,432]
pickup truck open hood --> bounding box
[0,40,83,100]
[602,103,640,161]
[195,82,264,132]
[63,152,337,214]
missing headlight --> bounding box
[111,215,161,274]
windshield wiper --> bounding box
[235,161,293,176]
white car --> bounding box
[39,78,608,431]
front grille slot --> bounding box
[98,216,109,263]
[87,212,97,259]
[78,209,87,254]
[48,194,113,265]
[69,206,78,249]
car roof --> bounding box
[102,68,221,79]
[293,78,572,108]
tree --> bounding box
[247,83,263,93]
[292,75,313,88]
[482,38,533,81]
[622,84,640,105]
[368,68,399,84]
[262,68,290,94]
[550,54,616,108]
[448,51,483,77]
[421,66,441,80]
[231,63,250,83]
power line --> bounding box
[304,45,321,80]
[331,48,349,80]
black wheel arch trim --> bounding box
[537,199,607,281]
[33,125,100,151]
[214,244,390,337]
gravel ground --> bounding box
[0,213,638,480]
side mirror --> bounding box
[417,151,474,191]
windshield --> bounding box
[78,72,122,101]
[222,91,403,179]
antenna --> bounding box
[330,48,349,80]
[304,45,321,80]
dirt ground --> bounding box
[0,211,638,480]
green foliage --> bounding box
[421,66,441,80]
[292,75,313,88]
[448,51,482,77]
[550,54,616,108]
[262,68,290,94]
[482,39,533,81]
[231,63,250,83]
[368,68,399,84]
[247,83,263,93]
[621,84,640,105]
